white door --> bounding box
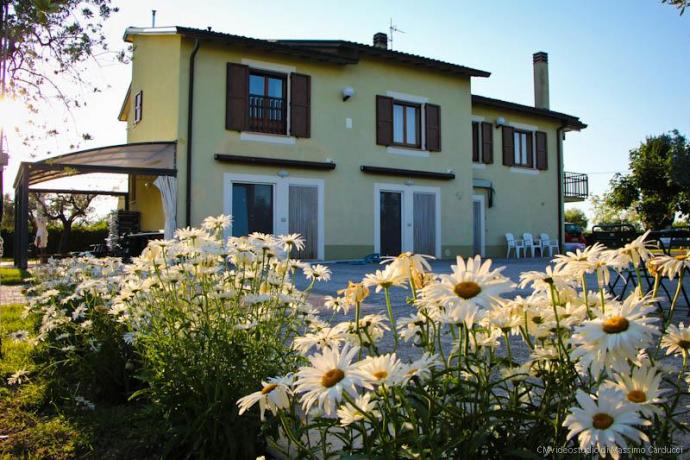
[375,184,440,257]
[289,185,318,259]
[472,195,485,257]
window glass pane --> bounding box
[267,77,283,98]
[514,132,520,164]
[406,106,417,144]
[521,133,527,164]
[393,104,404,143]
[232,183,273,237]
[249,74,265,96]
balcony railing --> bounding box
[563,171,589,202]
[248,95,287,135]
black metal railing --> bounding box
[248,95,287,134]
[563,171,588,202]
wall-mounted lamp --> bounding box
[341,86,355,101]
[277,170,289,178]
[495,117,507,128]
[404,179,415,186]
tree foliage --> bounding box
[589,193,642,230]
[32,192,96,252]
[564,208,588,230]
[608,131,690,230]
[1,0,123,149]
[662,0,690,15]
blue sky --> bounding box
[4,0,689,219]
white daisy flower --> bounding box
[402,353,440,383]
[357,353,405,386]
[519,264,573,292]
[7,369,30,386]
[563,388,649,460]
[381,252,434,280]
[293,326,346,354]
[323,295,350,315]
[362,264,407,293]
[237,375,293,421]
[661,322,690,356]
[421,255,512,310]
[571,295,659,376]
[337,392,380,427]
[303,264,332,282]
[606,231,653,269]
[201,215,233,232]
[554,243,607,277]
[654,252,690,280]
[294,344,370,417]
[606,365,666,418]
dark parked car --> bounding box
[565,222,586,244]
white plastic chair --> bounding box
[522,233,539,258]
[505,233,524,259]
[540,233,560,257]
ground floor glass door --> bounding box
[413,192,436,256]
[379,191,403,256]
[231,183,273,236]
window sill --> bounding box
[386,146,429,158]
[240,132,296,145]
[472,163,486,170]
[509,167,540,175]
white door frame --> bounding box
[472,194,485,257]
[223,173,325,260]
[374,183,441,258]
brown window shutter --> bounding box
[226,63,249,131]
[526,133,534,168]
[535,131,548,170]
[376,95,393,146]
[472,122,479,162]
[502,126,515,166]
[290,73,311,138]
[425,103,441,151]
[481,122,493,164]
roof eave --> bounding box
[472,95,586,131]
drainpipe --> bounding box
[185,39,200,227]
[556,123,566,250]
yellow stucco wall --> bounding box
[177,42,474,258]
[122,32,575,259]
[124,35,182,230]
[470,106,563,257]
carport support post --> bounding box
[15,166,29,269]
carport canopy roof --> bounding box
[14,141,176,187]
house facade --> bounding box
[119,26,586,259]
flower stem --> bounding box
[384,287,398,351]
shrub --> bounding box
[237,239,690,458]
[27,256,136,403]
[119,217,322,458]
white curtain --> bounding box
[153,176,177,239]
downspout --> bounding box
[185,39,200,227]
[556,123,566,249]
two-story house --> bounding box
[118,26,587,260]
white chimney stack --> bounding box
[533,51,549,109]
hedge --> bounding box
[1,228,109,257]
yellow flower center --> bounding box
[678,340,690,350]
[592,412,614,430]
[261,383,278,395]
[372,370,388,380]
[602,316,629,334]
[676,254,689,261]
[321,368,345,388]
[627,390,647,403]
[454,281,482,299]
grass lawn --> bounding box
[0,304,165,459]
[0,268,31,286]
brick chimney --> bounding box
[533,51,549,109]
[373,32,388,49]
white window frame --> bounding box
[134,90,143,124]
[472,194,485,257]
[223,173,325,260]
[373,182,441,258]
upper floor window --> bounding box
[513,129,534,167]
[134,90,143,124]
[392,101,421,148]
[248,71,287,135]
